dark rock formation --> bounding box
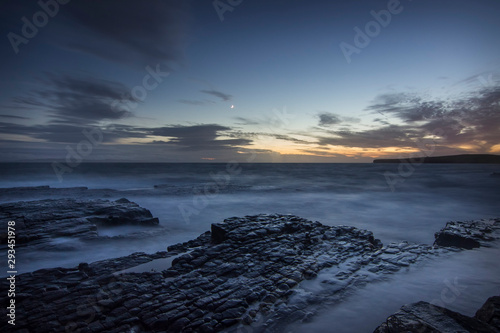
[434,219,500,249]
[1,213,499,332]
[476,296,500,329]
[373,154,500,164]
[0,198,159,247]
[373,299,500,333]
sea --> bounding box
[1,162,499,332]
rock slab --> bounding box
[374,299,500,333]
[1,213,499,332]
[0,198,159,247]
[434,219,500,249]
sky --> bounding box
[0,0,499,163]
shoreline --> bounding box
[1,197,499,332]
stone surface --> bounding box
[0,213,499,332]
[434,219,500,249]
[0,198,159,248]
[374,300,500,333]
[476,296,500,329]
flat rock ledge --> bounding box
[1,215,499,333]
[374,296,500,333]
[0,198,159,248]
[434,219,500,249]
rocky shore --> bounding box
[0,198,499,332]
[374,296,500,332]
[0,198,159,250]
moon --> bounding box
[230,105,235,109]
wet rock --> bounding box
[1,213,499,333]
[434,219,500,249]
[211,223,228,244]
[0,198,160,247]
[374,300,500,333]
[476,296,500,329]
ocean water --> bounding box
[1,162,499,331]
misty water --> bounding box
[1,162,499,331]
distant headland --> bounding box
[373,154,500,164]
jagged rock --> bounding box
[434,219,500,249]
[1,213,499,333]
[211,223,228,244]
[0,198,159,247]
[476,296,500,328]
[373,300,500,333]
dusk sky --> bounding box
[1,0,499,163]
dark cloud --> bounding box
[234,117,260,125]
[58,0,191,68]
[0,119,254,153]
[373,118,391,125]
[0,122,90,143]
[200,89,232,101]
[13,74,134,125]
[329,85,500,152]
[0,114,28,120]
[269,134,310,145]
[317,112,341,127]
[316,112,360,127]
[317,125,419,149]
[145,124,251,151]
[0,121,147,144]
[366,93,446,122]
[0,122,30,136]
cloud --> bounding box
[332,85,500,153]
[234,117,261,125]
[366,93,446,122]
[316,112,361,127]
[12,74,134,125]
[299,149,346,157]
[0,121,149,144]
[57,0,191,68]
[177,99,207,106]
[200,89,232,101]
[145,124,251,151]
[455,72,500,89]
[317,112,341,127]
[0,119,255,153]
[317,125,419,149]
[0,114,28,120]
[268,134,311,145]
